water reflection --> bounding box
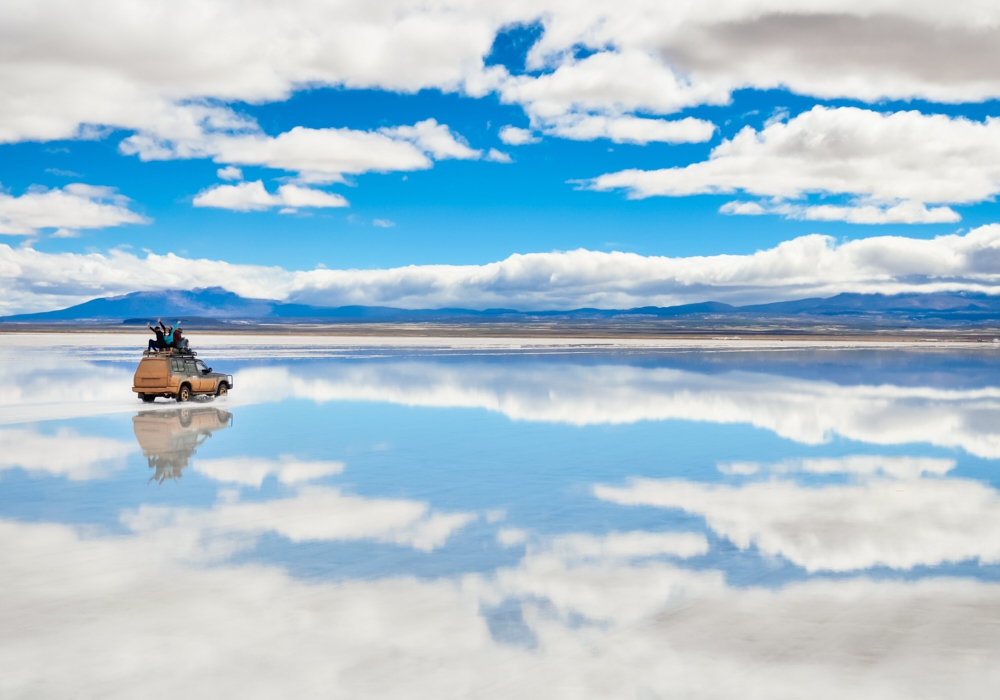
[133,407,233,484]
[2,341,1000,697]
[5,351,1000,456]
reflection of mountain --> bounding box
[132,407,233,483]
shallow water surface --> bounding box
[2,335,999,699]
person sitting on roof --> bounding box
[170,321,190,351]
[146,318,168,352]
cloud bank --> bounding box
[4,514,1000,699]
[4,225,1000,314]
[589,107,1000,223]
[0,184,147,237]
[6,1,1000,149]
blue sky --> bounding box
[3,2,1000,312]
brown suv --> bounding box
[132,355,233,403]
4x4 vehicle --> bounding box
[132,354,233,403]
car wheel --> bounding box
[140,393,155,403]
[216,383,229,397]
[177,384,191,402]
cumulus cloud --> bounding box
[595,459,1000,572]
[125,119,482,184]
[720,199,962,225]
[124,485,476,554]
[193,181,348,212]
[6,0,1000,161]
[0,426,134,480]
[6,514,1000,699]
[546,114,715,145]
[7,225,1000,314]
[230,360,1000,458]
[7,351,1000,460]
[192,456,344,487]
[485,148,512,163]
[590,107,1000,222]
[498,126,540,145]
[216,165,243,181]
[0,183,148,236]
[499,49,727,133]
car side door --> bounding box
[182,359,205,392]
[194,360,214,392]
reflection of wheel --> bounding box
[140,393,155,403]
[177,384,191,402]
[216,383,228,397]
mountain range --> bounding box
[3,287,1000,326]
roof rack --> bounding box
[142,348,197,357]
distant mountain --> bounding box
[2,288,1000,325]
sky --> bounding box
[3,1,1000,313]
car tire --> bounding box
[177,384,191,402]
[140,393,155,403]
[216,383,229,397]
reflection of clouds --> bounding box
[543,531,708,562]
[237,362,1000,457]
[5,354,1000,457]
[596,456,1000,572]
[193,456,344,486]
[3,517,999,699]
[123,486,476,554]
[0,426,133,480]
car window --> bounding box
[195,361,208,373]
[170,359,184,372]
[184,360,198,375]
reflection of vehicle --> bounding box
[132,407,233,483]
[132,356,234,403]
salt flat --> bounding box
[1,334,999,698]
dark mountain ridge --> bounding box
[3,287,1000,325]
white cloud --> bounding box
[485,148,512,163]
[595,462,1000,572]
[6,514,1000,699]
[193,456,344,487]
[122,118,488,185]
[7,0,1000,163]
[216,166,243,181]
[229,359,1000,458]
[590,107,1000,222]
[192,181,348,212]
[498,126,539,146]
[0,426,134,480]
[380,118,481,161]
[3,0,1000,172]
[543,531,709,562]
[124,485,476,553]
[500,50,728,123]
[0,183,148,236]
[7,351,1000,461]
[372,218,395,228]
[8,224,1000,314]
[721,199,961,225]
[547,114,715,145]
